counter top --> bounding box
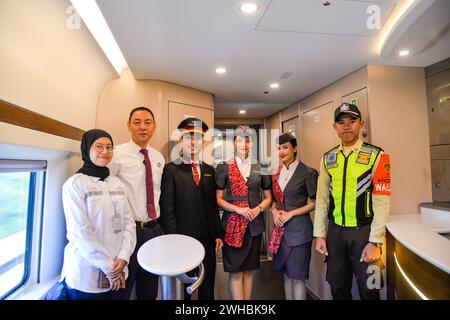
[386,212,450,274]
[420,202,450,212]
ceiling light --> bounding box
[239,3,259,13]
[239,110,246,114]
[398,50,410,56]
[70,0,128,75]
[216,67,226,74]
[378,0,416,55]
[270,83,279,89]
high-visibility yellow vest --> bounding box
[323,142,382,227]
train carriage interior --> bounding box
[0,0,449,301]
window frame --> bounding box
[0,160,46,300]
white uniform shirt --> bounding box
[235,156,252,181]
[109,140,165,222]
[278,160,299,191]
[61,174,136,293]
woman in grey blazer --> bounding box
[269,132,318,300]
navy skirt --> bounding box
[223,228,261,273]
[272,237,312,280]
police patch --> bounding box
[356,151,371,165]
[326,163,338,169]
[327,153,337,164]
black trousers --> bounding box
[326,222,382,300]
[124,222,164,300]
[184,232,217,300]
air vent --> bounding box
[280,72,294,79]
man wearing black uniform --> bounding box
[159,117,224,300]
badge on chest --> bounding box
[326,153,338,169]
[356,151,371,165]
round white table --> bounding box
[137,234,205,300]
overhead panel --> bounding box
[257,0,396,36]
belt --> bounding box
[135,220,159,230]
[330,221,370,230]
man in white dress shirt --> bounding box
[109,106,165,300]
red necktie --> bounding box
[192,162,200,186]
[140,149,157,220]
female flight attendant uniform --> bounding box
[216,128,271,274]
[269,133,318,283]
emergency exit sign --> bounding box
[351,98,357,105]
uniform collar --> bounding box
[282,159,298,171]
[235,156,251,166]
[180,155,201,165]
[337,138,363,153]
[129,139,149,153]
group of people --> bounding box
[59,102,391,301]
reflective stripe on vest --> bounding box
[324,143,381,227]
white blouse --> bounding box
[278,160,299,191]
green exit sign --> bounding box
[351,98,357,106]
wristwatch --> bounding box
[369,241,382,248]
[257,205,264,213]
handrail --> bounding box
[186,263,205,295]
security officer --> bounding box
[314,103,391,300]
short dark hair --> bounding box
[128,106,155,123]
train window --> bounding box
[0,160,46,299]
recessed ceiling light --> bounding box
[239,3,258,13]
[216,67,226,74]
[239,110,246,114]
[270,83,279,89]
[398,50,410,56]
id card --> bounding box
[112,210,122,233]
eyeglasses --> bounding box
[93,144,113,153]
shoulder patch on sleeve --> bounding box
[372,154,391,195]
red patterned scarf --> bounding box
[224,158,250,248]
[268,165,285,254]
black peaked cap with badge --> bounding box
[334,103,362,122]
[177,117,209,135]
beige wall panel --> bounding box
[368,65,432,214]
[300,67,368,114]
[96,69,214,161]
[0,0,116,150]
[265,113,281,167]
[280,103,300,122]
[301,101,335,170]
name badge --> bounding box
[326,163,338,169]
[356,151,371,165]
[203,173,212,177]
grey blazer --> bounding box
[275,162,318,246]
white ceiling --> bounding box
[95,0,450,118]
